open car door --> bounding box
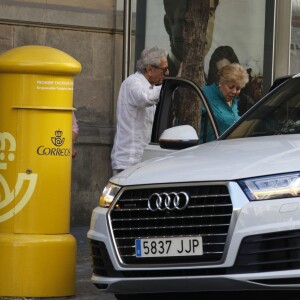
[142,77,221,161]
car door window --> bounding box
[151,77,219,144]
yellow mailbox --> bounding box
[0,45,81,297]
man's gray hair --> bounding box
[136,46,168,72]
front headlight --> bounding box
[238,172,300,201]
[99,182,121,207]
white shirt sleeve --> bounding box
[72,111,79,134]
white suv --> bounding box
[88,75,300,299]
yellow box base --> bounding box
[0,233,76,297]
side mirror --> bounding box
[159,125,199,150]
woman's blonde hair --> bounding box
[218,63,249,88]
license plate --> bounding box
[135,236,203,257]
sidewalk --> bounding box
[71,226,116,300]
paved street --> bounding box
[71,226,116,300]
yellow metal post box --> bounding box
[0,45,82,297]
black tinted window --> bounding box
[224,77,300,139]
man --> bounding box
[163,0,219,76]
[111,46,169,175]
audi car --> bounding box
[88,74,300,300]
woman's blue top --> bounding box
[201,82,240,142]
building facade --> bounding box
[0,0,298,226]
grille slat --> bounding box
[113,223,231,231]
[112,213,231,222]
[191,194,230,198]
[114,233,227,240]
[112,204,232,212]
[109,184,233,265]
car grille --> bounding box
[90,229,300,279]
[108,184,233,265]
[234,229,300,273]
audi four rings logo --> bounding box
[148,192,189,211]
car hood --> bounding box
[111,135,300,186]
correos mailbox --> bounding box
[0,45,81,297]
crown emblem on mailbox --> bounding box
[55,129,63,138]
[51,129,65,147]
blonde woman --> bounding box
[201,63,249,142]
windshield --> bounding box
[223,76,300,139]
